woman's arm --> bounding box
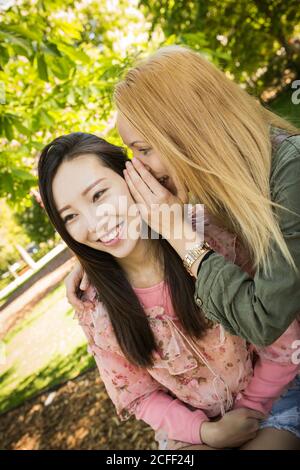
[65,261,93,312]
[192,138,300,345]
[163,137,300,346]
[123,138,300,345]
[233,319,300,413]
[135,390,209,444]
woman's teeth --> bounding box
[98,222,123,243]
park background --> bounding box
[0,0,299,450]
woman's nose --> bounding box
[87,220,97,235]
[86,212,111,238]
[85,210,99,235]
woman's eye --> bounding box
[63,214,76,224]
[93,189,106,203]
[139,148,151,156]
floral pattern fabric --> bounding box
[74,210,299,422]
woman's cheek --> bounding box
[122,184,136,206]
[67,220,86,244]
[105,191,133,219]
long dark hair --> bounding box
[38,132,208,367]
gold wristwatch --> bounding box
[183,241,211,276]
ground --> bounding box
[0,368,157,450]
[0,257,157,450]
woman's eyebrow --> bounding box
[81,177,106,196]
[129,140,147,147]
[58,178,106,214]
[58,205,70,215]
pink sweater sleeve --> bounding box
[135,390,209,444]
[234,319,300,414]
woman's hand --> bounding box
[123,158,188,237]
[124,158,205,271]
[65,262,93,312]
[200,408,266,449]
[165,439,217,451]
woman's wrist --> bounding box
[189,249,211,277]
[160,213,213,277]
[200,421,219,446]
[196,249,215,276]
[162,217,203,260]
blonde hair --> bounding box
[114,45,299,275]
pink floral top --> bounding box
[74,212,300,444]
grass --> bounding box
[0,281,95,415]
[3,283,66,344]
[0,346,95,415]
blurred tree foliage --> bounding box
[0,0,299,272]
[0,0,155,205]
[0,199,30,275]
[1,0,299,209]
[139,0,300,93]
[14,196,57,244]
[0,0,161,277]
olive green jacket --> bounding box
[195,132,300,346]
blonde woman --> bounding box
[65,46,300,448]
[114,45,300,343]
[69,45,300,344]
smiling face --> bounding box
[116,113,180,196]
[52,154,142,258]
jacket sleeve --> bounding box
[78,313,209,444]
[195,137,300,346]
[233,318,300,414]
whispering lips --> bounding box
[158,175,169,187]
[97,221,124,244]
[157,175,177,195]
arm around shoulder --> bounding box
[195,137,300,346]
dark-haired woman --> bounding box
[38,133,300,450]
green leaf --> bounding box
[3,117,14,141]
[39,109,55,127]
[10,116,31,136]
[57,22,83,41]
[67,88,76,105]
[48,56,74,79]
[57,43,90,64]
[41,41,62,58]
[31,141,45,151]
[11,168,36,182]
[0,30,32,56]
[2,24,41,42]
[0,172,14,195]
[37,53,49,81]
[0,45,9,68]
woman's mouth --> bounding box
[158,175,169,187]
[158,175,177,194]
[97,221,125,246]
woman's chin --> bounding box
[88,237,140,258]
[110,238,141,258]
